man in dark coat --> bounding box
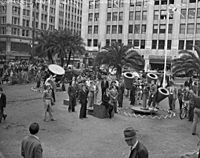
[21,122,43,158]
[68,82,77,112]
[0,87,6,123]
[79,83,89,119]
[124,127,148,158]
[101,76,109,101]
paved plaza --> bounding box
[0,83,199,158]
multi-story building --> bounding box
[81,0,200,71]
[0,0,82,61]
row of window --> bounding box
[0,16,6,25]
[180,23,200,34]
[88,13,99,22]
[0,6,6,14]
[89,0,100,9]
[107,0,124,8]
[180,8,200,19]
[128,24,146,34]
[107,12,124,21]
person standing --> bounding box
[88,81,95,108]
[178,85,184,116]
[79,83,89,119]
[101,76,109,101]
[21,122,43,158]
[123,127,148,158]
[68,81,77,112]
[0,87,6,123]
[118,79,125,108]
[130,84,137,106]
[148,80,157,109]
[109,81,118,113]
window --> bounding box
[94,13,99,21]
[168,24,173,33]
[189,0,196,3]
[180,24,185,34]
[130,0,135,6]
[153,24,158,33]
[112,25,117,34]
[167,40,172,50]
[87,39,92,46]
[129,11,134,20]
[196,23,200,34]
[154,0,159,5]
[142,11,147,20]
[129,25,133,33]
[158,40,165,49]
[169,9,174,19]
[95,0,100,8]
[119,12,123,21]
[187,23,194,34]
[89,0,94,9]
[107,12,111,21]
[93,39,98,46]
[141,40,145,49]
[106,39,110,46]
[181,9,186,19]
[128,39,132,45]
[134,40,139,48]
[135,11,141,20]
[134,24,140,34]
[141,24,146,33]
[195,40,200,46]
[118,39,122,43]
[188,8,195,19]
[136,0,142,6]
[169,0,174,4]
[152,40,157,49]
[160,10,167,19]
[112,12,118,21]
[108,0,112,8]
[88,13,93,21]
[154,10,159,20]
[197,8,200,18]
[160,24,166,33]
[178,40,184,50]
[94,25,98,34]
[186,40,193,50]
[161,0,167,5]
[88,25,92,34]
[106,25,111,34]
[118,25,123,34]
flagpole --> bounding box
[162,5,169,88]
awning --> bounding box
[149,58,171,64]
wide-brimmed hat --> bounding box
[124,127,136,140]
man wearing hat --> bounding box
[124,127,148,158]
[0,87,7,123]
[21,122,43,158]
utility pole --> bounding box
[31,0,36,57]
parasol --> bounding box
[48,64,65,75]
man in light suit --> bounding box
[21,122,43,158]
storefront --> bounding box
[149,55,172,71]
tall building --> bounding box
[0,0,82,61]
[81,0,200,71]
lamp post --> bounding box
[31,0,36,57]
[162,5,170,88]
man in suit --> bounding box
[21,122,43,158]
[101,76,109,101]
[124,127,148,158]
[79,83,89,119]
[68,81,77,112]
[0,87,7,123]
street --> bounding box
[0,83,199,158]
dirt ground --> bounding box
[0,83,199,158]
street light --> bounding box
[31,0,36,57]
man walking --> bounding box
[124,127,148,158]
[21,122,43,158]
[0,87,7,123]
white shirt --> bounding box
[131,140,138,151]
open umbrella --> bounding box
[48,64,65,75]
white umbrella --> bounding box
[48,64,65,75]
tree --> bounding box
[172,45,200,79]
[95,42,145,78]
[35,29,85,66]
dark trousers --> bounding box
[148,94,156,107]
[0,107,6,122]
[68,97,76,112]
[79,102,87,118]
[178,99,183,110]
[104,103,113,118]
[36,80,40,88]
[52,89,56,102]
[188,104,194,122]
[101,89,106,101]
[130,93,135,105]
[118,94,123,107]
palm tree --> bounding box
[35,29,85,66]
[172,45,200,79]
[95,42,145,78]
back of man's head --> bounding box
[29,122,39,135]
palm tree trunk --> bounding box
[66,49,72,67]
[116,65,122,80]
[60,56,64,67]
